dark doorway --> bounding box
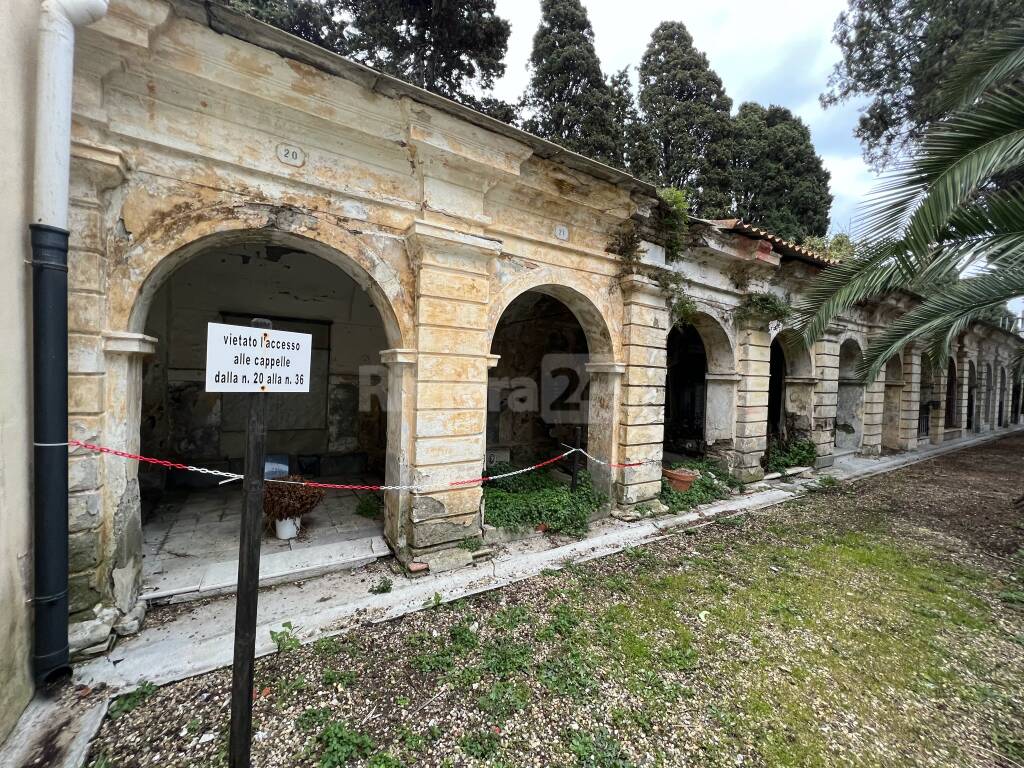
[664,325,707,453]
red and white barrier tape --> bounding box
[61,439,658,494]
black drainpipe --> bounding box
[31,223,72,683]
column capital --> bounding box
[102,331,156,355]
[380,348,418,366]
[585,361,626,376]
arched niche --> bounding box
[836,338,865,451]
[882,354,904,451]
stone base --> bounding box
[68,600,147,661]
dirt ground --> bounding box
[86,435,1024,768]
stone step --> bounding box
[140,535,387,603]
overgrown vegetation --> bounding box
[656,186,689,262]
[483,463,605,536]
[734,291,792,324]
[659,458,739,512]
[761,437,818,474]
[107,681,156,721]
[355,493,383,519]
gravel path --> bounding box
[86,435,1024,768]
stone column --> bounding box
[380,348,417,552]
[955,346,970,438]
[65,147,126,619]
[405,222,500,571]
[929,363,946,445]
[617,275,669,506]
[586,362,625,500]
[897,345,921,450]
[860,367,885,456]
[97,332,156,615]
[811,333,839,468]
[733,322,771,482]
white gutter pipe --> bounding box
[33,0,109,226]
[30,0,108,685]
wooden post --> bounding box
[229,318,271,768]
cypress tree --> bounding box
[606,67,658,178]
[638,22,734,217]
[731,102,831,242]
[521,0,620,164]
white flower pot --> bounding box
[274,517,301,540]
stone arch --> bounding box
[766,330,815,446]
[663,311,736,458]
[114,203,412,347]
[836,338,865,451]
[487,269,619,362]
[882,354,904,451]
[100,209,416,605]
[486,277,619,494]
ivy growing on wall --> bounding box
[734,291,792,324]
[605,186,694,327]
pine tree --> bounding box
[638,22,734,217]
[521,0,620,164]
[731,103,832,242]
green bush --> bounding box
[734,292,792,324]
[761,438,817,474]
[316,721,374,768]
[483,466,604,536]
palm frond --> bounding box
[856,269,1024,380]
[939,21,1024,110]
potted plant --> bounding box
[263,476,325,540]
[662,466,698,492]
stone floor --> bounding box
[141,483,387,602]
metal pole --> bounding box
[30,223,71,683]
[229,318,271,768]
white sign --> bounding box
[205,322,312,393]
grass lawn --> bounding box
[87,435,1024,767]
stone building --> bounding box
[2,0,1023,740]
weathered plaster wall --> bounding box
[0,0,39,740]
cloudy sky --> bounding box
[489,0,872,236]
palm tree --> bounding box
[795,23,1024,378]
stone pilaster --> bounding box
[897,345,921,450]
[586,362,625,500]
[380,348,417,552]
[617,275,669,505]
[860,367,885,456]
[811,334,839,468]
[733,323,771,482]
[929,364,946,445]
[66,144,127,617]
[405,222,500,567]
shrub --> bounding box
[761,437,817,474]
[734,292,792,324]
[483,466,604,536]
[316,721,374,768]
